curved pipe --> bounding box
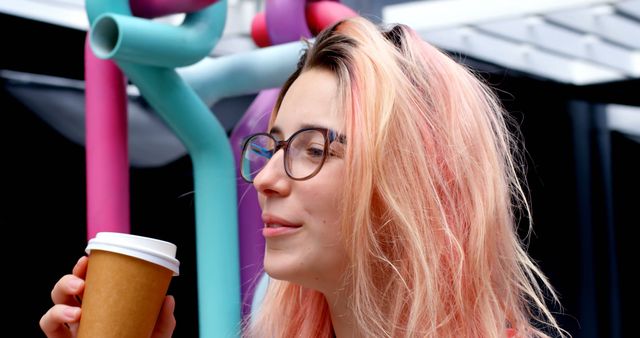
[86,0,214,21]
[119,61,240,337]
[130,0,217,18]
[250,12,271,48]
[85,0,130,23]
[306,1,357,35]
[178,40,304,106]
[89,3,225,67]
[266,0,312,45]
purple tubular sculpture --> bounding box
[233,0,317,319]
[229,88,280,317]
[265,0,313,44]
[130,0,215,18]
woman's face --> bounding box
[254,68,348,293]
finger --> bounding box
[40,304,81,338]
[71,256,88,303]
[51,274,84,306]
[72,256,89,278]
[151,295,176,338]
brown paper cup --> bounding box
[77,232,180,338]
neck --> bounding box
[324,288,356,338]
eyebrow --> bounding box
[269,124,347,144]
[268,126,282,135]
[269,123,332,135]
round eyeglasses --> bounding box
[240,127,345,183]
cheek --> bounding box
[305,182,343,219]
[304,195,343,244]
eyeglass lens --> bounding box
[241,129,328,182]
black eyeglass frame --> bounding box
[240,127,345,183]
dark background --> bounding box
[2,12,638,338]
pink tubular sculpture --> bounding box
[84,37,129,240]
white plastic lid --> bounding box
[86,232,180,276]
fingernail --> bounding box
[64,307,80,319]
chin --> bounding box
[263,252,301,282]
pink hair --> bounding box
[246,17,567,338]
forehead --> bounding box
[272,68,343,136]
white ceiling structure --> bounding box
[2,0,640,85]
[383,0,640,85]
[2,0,640,139]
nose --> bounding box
[253,149,291,197]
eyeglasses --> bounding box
[240,127,345,183]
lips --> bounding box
[261,214,302,238]
[266,224,296,228]
[262,214,302,228]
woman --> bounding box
[41,17,567,338]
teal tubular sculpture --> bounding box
[177,40,306,106]
[85,0,241,336]
[122,63,239,337]
[90,5,225,67]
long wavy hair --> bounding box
[245,17,567,338]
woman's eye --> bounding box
[306,147,325,158]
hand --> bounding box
[40,256,87,338]
[40,256,177,338]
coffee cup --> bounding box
[76,232,180,338]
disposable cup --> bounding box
[76,232,180,338]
